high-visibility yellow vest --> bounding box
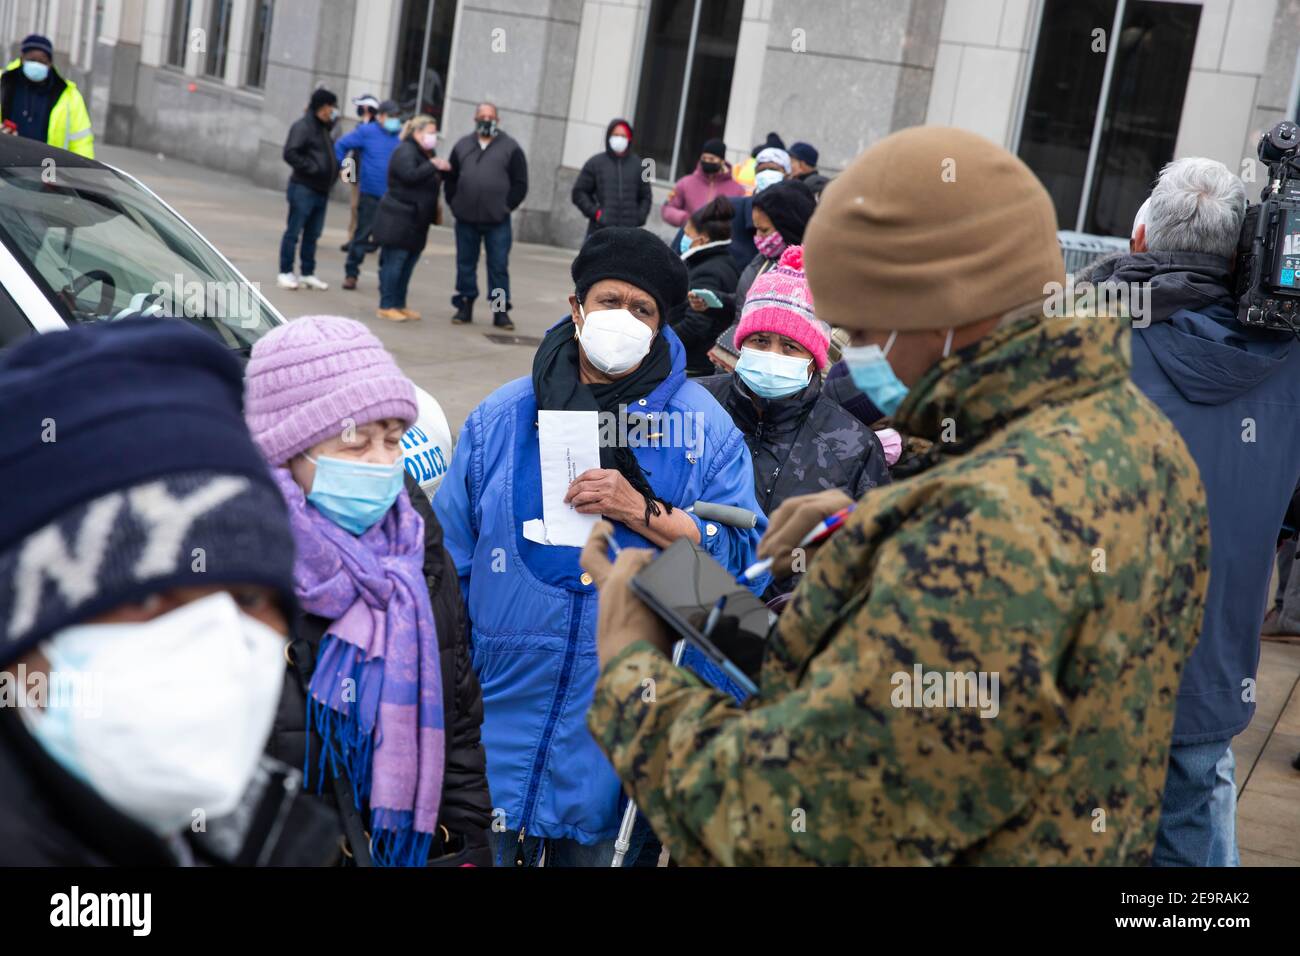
[2,59,95,159]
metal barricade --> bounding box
[1057,230,1129,276]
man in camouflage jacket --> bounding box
[579,127,1210,866]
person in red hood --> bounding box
[571,118,652,237]
[660,137,746,228]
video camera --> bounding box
[1235,121,1300,335]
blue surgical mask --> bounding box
[842,331,909,416]
[22,60,50,83]
[382,116,402,133]
[306,454,407,535]
[678,233,695,256]
[736,347,812,399]
[754,169,784,193]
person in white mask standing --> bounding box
[434,226,766,867]
[570,117,653,238]
[0,318,298,865]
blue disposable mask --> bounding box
[842,331,909,416]
[754,169,784,193]
[382,116,402,133]
[22,60,50,83]
[678,233,694,256]
[306,453,406,535]
[736,347,812,399]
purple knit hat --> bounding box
[245,315,418,465]
[736,246,831,369]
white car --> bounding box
[0,137,452,498]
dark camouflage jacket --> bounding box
[589,313,1209,865]
[698,373,890,516]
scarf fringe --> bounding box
[306,635,434,868]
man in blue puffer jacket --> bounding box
[435,227,766,866]
[1087,158,1300,867]
[334,98,403,289]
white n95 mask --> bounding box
[577,305,654,375]
[22,591,287,835]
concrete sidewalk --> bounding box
[101,143,577,432]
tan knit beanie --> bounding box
[803,126,1064,332]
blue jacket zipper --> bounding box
[515,591,584,865]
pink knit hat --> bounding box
[736,246,830,369]
[244,315,418,465]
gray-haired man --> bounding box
[1085,156,1300,866]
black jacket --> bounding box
[571,118,652,235]
[444,130,528,225]
[283,112,339,195]
[0,63,68,142]
[266,477,493,866]
[699,373,891,516]
[371,138,442,253]
[795,169,831,198]
[668,241,741,376]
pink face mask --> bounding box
[755,231,786,259]
[875,427,904,466]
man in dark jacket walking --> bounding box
[571,118,651,237]
[444,102,528,330]
[1088,157,1300,867]
[279,88,340,292]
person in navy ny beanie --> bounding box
[0,317,300,866]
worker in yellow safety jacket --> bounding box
[0,34,94,158]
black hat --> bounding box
[378,99,401,115]
[753,178,817,245]
[571,227,688,321]
[309,87,338,111]
[701,138,726,158]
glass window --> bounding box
[391,0,458,123]
[204,0,233,79]
[0,165,278,352]
[633,0,744,183]
[1017,0,1201,235]
[166,0,191,68]
[245,0,274,89]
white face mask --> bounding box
[608,134,630,154]
[577,304,654,375]
[754,169,785,193]
[22,592,286,834]
[418,131,438,151]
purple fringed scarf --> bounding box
[272,467,444,867]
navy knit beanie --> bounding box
[0,318,297,664]
[20,34,53,59]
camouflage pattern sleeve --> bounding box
[589,478,1076,866]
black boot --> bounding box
[493,303,515,331]
[452,299,474,325]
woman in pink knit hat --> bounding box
[699,246,892,593]
[243,315,491,867]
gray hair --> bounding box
[1144,157,1246,259]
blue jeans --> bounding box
[453,219,512,314]
[487,815,661,868]
[378,247,419,310]
[279,181,329,276]
[345,192,381,278]
[1153,741,1239,866]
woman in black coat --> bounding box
[571,117,652,236]
[371,115,445,322]
[668,197,740,376]
[266,472,493,868]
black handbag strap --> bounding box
[288,637,373,867]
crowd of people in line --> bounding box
[3,81,1300,868]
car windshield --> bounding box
[0,164,277,349]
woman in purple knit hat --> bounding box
[244,314,491,866]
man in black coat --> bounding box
[571,117,652,237]
[279,88,340,292]
[443,102,528,330]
